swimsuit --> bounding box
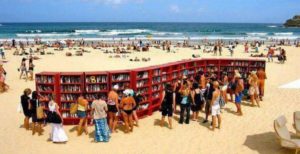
[123,109,133,115]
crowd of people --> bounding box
[159,68,267,130]
[18,67,267,144]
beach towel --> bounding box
[94,118,110,142]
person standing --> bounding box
[256,68,267,101]
[19,58,28,81]
[91,94,110,142]
[234,74,244,116]
[48,96,68,143]
[191,83,204,121]
[29,91,46,135]
[160,83,176,129]
[120,90,136,133]
[77,95,89,136]
[21,88,32,130]
[203,77,215,123]
[218,43,223,56]
[28,57,35,81]
[107,85,120,133]
[244,43,249,53]
[248,72,260,107]
[0,44,5,59]
[179,81,191,124]
[210,81,222,131]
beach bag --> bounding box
[219,96,226,108]
[36,101,44,119]
[46,111,62,124]
[70,103,78,114]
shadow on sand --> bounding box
[243,132,292,154]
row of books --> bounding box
[85,75,107,83]
[61,85,81,92]
[60,76,81,84]
[36,76,54,84]
[112,74,130,81]
[85,85,108,92]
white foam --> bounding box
[74,30,100,34]
[97,29,151,36]
[246,32,268,36]
[268,25,278,28]
[279,79,300,89]
[274,32,293,36]
[16,33,72,37]
[151,32,183,36]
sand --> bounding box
[0,44,300,154]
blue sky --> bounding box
[0,0,299,23]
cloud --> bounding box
[170,5,180,13]
[81,0,143,5]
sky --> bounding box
[0,0,299,23]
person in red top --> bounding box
[267,47,274,62]
[244,43,249,53]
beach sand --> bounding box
[0,45,299,154]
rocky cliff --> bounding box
[284,15,300,27]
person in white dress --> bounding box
[48,98,68,143]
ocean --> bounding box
[0,22,299,41]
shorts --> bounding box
[235,93,243,103]
[77,110,86,118]
[205,100,211,114]
[108,105,118,113]
[211,105,221,116]
[161,105,173,117]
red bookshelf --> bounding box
[35,58,266,125]
[35,72,59,110]
[59,72,84,125]
[132,68,151,117]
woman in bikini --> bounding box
[107,85,120,133]
[120,90,136,133]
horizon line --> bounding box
[0,21,283,24]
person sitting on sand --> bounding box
[91,94,110,142]
[160,83,176,129]
[210,81,222,131]
[120,89,136,133]
[19,58,28,81]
